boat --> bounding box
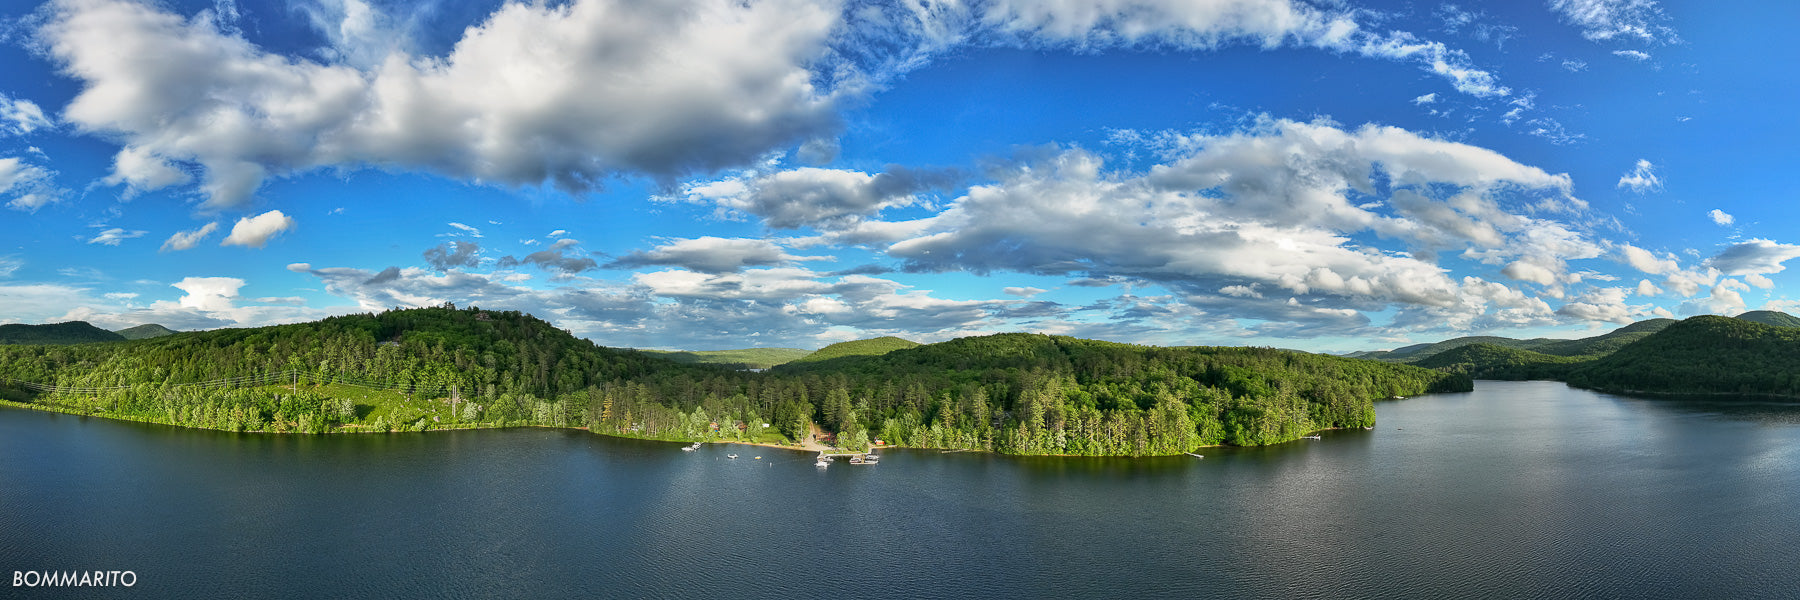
[815,458,830,467]
[1184,452,1204,458]
[727,454,738,459]
[1302,435,1321,440]
[681,446,696,452]
[849,454,878,465]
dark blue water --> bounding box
[5,380,1800,598]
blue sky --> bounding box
[2,0,1798,352]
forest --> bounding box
[0,305,1468,456]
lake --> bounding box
[5,380,1800,598]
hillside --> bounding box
[115,324,179,340]
[0,321,126,345]
[1354,318,1676,363]
[1565,316,1800,398]
[0,306,1466,455]
[1734,310,1800,328]
[638,347,813,370]
[784,336,920,365]
[1412,343,1584,380]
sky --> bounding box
[1,0,1798,352]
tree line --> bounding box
[0,305,1469,455]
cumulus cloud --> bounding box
[1620,243,1679,275]
[1634,279,1662,296]
[497,239,598,274]
[1412,93,1438,105]
[160,222,219,252]
[221,210,296,248]
[1616,159,1661,193]
[38,0,1522,210]
[669,165,959,229]
[0,157,64,211]
[1549,0,1678,44]
[422,240,482,271]
[42,0,845,208]
[1744,273,1775,289]
[1708,209,1733,226]
[607,237,819,274]
[1705,239,1800,276]
[0,93,52,136]
[1678,283,1747,316]
[856,118,1594,336]
[88,227,147,245]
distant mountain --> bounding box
[1734,310,1800,328]
[1412,343,1583,380]
[1566,316,1800,398]
[1529,318,1675,357]
[115,324,179,340]
[0,321,127,345]
[1355,318,1676,363]
[784,336,920,365]
[639,347,813,370]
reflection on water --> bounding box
[4,380,1800,599]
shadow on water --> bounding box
[1596,390,1800,426]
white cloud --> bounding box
[1003,286,1046,297]
[0,255,21,278]
[43,0,846,208]
[860,119,1595,336]
[1634,279,1662,296]
[1745,273,1774,289]
[1678,283,1747,316]
[0,93,52,136]
[1613,49,1651,61]
[171,276,244,312]
[1412,93,1438,105]
[447,222,483,238]
[1616,159,1661,193]
[1620,243,1678,275]
[607,237,820,274]
[1561,59,1587,72]
[1548,0,1677,44]
[221,210,296,248]
[973,0,1509,97]
[1502,261,1557,285]
[160,222,219,252]
[669,165,955,230]
[0,157,64,211]
[88,227,148,246]
[1706,239,1800,275]
[103,146,191,194]
[1708,209,1733,226]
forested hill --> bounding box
[116,324,178,340]
[1734,310,1800,328]
[1351,318,1675,362]
[0,306,1468,455]
[783,336,919,365]
[0,321,126,345]
[1563,316,1800,397]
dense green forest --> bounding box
[0,306,1466,455]
[1563,316,1800,397]
[0,321,127,345]
[1383,311,1800,399]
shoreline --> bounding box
[0,399,1367,457]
